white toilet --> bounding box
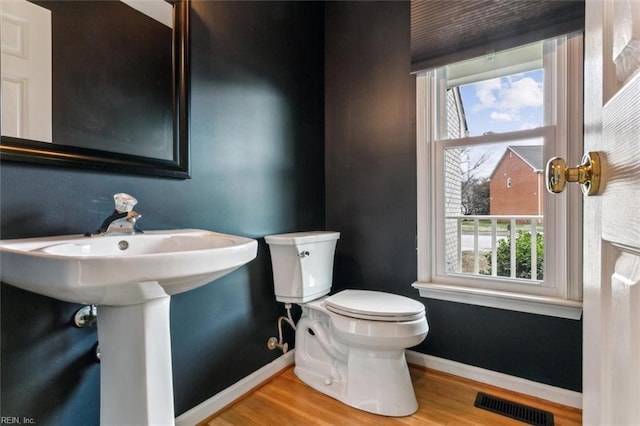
[265,231,429,417]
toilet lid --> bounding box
[325,290,425,321]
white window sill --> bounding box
[412,282,582,320]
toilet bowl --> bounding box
[265,232,429,417]
[295,290,428,416]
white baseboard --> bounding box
[175,351,295,426]
[405,350,582,409]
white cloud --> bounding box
[501,77,543,108]
[518,121,539,130]
[490,111,518,121]
[471,75,543,113]
[461,70,544,135]
[472,78,502,110]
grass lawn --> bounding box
[459,219,543,235]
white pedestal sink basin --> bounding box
[0,229,258,425]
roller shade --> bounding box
[411,0,584,73]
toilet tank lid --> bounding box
[265,231,340,245]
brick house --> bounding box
[489,145,544,216]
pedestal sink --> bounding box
[0,229,258,425]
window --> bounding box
[413,34,584,319]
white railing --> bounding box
[445,215,543,280]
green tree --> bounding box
[486,230,544,279]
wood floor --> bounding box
[201,366,582,425]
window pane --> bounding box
[443,140,544,281]
[446,69,544,138]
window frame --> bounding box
[412,34,584,320]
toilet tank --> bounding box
[265,231,340,303]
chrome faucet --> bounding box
[85,193,143,236]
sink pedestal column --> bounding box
[98,295,175,425]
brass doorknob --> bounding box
[545,152,601,196]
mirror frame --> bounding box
[0,0,190,179]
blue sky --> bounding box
[455,69,544,177]
[459,69,544,136]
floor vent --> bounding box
[474,392,554,426]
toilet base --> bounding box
[294,316,419,417]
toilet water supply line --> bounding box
[267,304,296,353]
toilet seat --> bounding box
[325,289,425,322]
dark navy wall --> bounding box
[0,2,583,424]
[0,1,324,424]
[324,1,582,392]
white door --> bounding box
[0,0,52,142]
[583,0,640,424]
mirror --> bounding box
[0,0,189,179]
